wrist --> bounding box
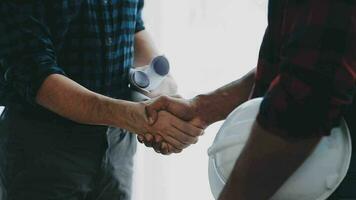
[110,100,149,135]
[191,94,217,127]
[97,97,132,128]
[96,96,122,127]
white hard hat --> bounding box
[208,98,352,200]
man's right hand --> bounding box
[121,101,204,153]
[138,69,257,154]
[145,96,207,128]
[138,96,209,154]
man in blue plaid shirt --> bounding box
[0,1,203,199]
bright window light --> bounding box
[133,0,268,200]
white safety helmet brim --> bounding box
[208,98,352,200]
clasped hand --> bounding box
[138,96,207,155]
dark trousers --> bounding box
[0,109,355,200]
[0,110,136,200]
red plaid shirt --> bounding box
[252,0,356,138]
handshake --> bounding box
[134,95,209,155]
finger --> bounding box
[163,131,191,150]
[161,142,181,154]
[152,135,164,152]
[154,148,161,154]
[145,133,154,142]
[143,134,154,147]
[158,142,171,155]
[171,119,204,137]
[167,143,182,154]
[167,125,198,146]
[200,131,205,136]
[145,96,169,124]
[137,135,144,143]
[170,94,182,99]
[190,117,207,130]
[164,134,186,150]
[147,97,196,124]
[155,134,163,143]
[161,142,170,155]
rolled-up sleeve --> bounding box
[0,1,66,105]
[135,0,145,33]
[257,1,356,139]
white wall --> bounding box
[133,0,268,200]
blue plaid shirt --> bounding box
[0,0,145,116]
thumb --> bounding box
[145,96,169,124]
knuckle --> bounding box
[176,144,184,150]
[160,95,169,101]
[193,137,199,144]
[174,149,183,153]
[180,136,190,144]
[163,151,171,155]
[167,145,174,152]
[186,137,195,144]
[193,129,202,137]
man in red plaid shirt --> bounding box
[141,0,356,199]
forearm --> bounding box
[194,69,256,125]
[219,122,321,200]
[134,30,159,67]
[36,74,142,131]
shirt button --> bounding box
[106,37,113,46]
[103,0,111,4]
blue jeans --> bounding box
[0,109,136,200]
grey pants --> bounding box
[0,111,136,200]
